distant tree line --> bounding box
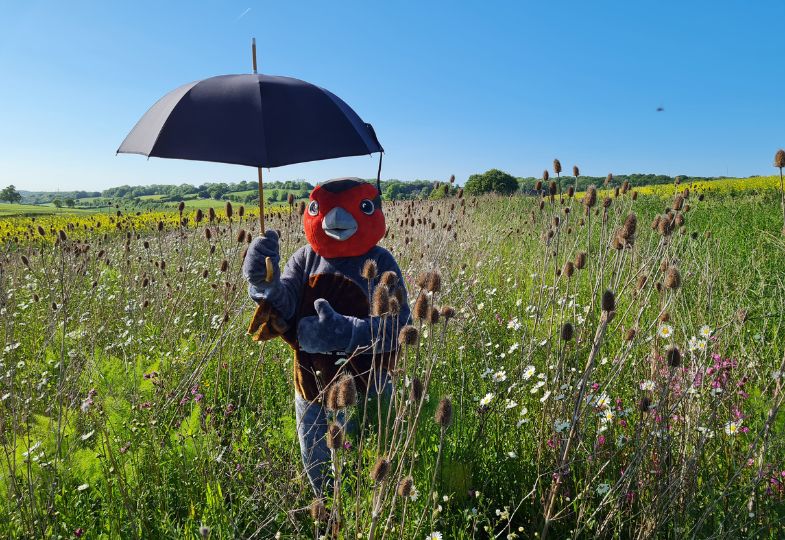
[14,171,729,208]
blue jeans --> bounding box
[295,369,392,496]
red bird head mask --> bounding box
[303,178,385,258]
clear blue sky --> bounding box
[1,1,783,192]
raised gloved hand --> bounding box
[243,230,281,297]
[297,299,364,354]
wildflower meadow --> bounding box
[1,171,785,539]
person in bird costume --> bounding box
[243,178,410,495]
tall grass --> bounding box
[0,183,784,538]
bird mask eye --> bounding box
[359,199,375,215]
[308,200,319,216]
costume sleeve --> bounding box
[346,251,411,353]
[248,247,306,322]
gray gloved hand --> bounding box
[297,299,364,354]
[243,230,281,297]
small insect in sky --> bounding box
[656,106,665,112]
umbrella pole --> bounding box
[252,38,273,281]
[257,166,265,234]
[252,38,265,235]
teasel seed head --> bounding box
[378,270,398,289]
[219,259,229,273]
[672,195,684,211]
[567,186,575,198]
[560,322,574,341]
[575,251,587,270]
[361,259,378,280]
[427,307,440,325]
[37,225,45,237]
[543,170,550,182]
[298,201,306,215]
[204,228,212,240]
[603,196,612,209]
[225,201,233,218]
[178,201,185,213]
[553,159,562,175]
[424,269,442,293]
[238,205,245,217]
[625,327,637,341]
[236,229,247,243]
[372,286,390,315]
[370,457,391,483]
[439,305,456,321]
[657,215,673,236]
[605,173,613,186]
[660,311,670,322]
[410,377,424,402]
[326,422,344,450]
[58,230,67,242]
[389,297,401,315]
[413,294,429,321]
[621,213,637,239]
[535,180,543,191]
[21,255,29,267]
[435,397,453,428]
[310,499,329,522]
[584,185,597,207]
[664,266,681,290]
[208,207,216,222]
[287,193,295,205]
[416,272,428,289]
[667,346,682,368]
[397,476,414,498]
[549,181,557,196]
[195,209,204,223]
[601,289,616,313]
[775,149,785,169]
[327,375,357,411]
[636,274,648,291]
[563,261,575,278]
[398,325,419,346]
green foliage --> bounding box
[0,185,22,203]
[464,169,518,195]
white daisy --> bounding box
[492,370,507,383]
[724,420,742,436]
[699,325,712,338]
[479,393,494,407]
[658,324,674,339]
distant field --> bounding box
[0,203,98,217]
[570,175,783,199]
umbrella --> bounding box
[118,39,383,273]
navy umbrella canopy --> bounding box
[118,73,383,168]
